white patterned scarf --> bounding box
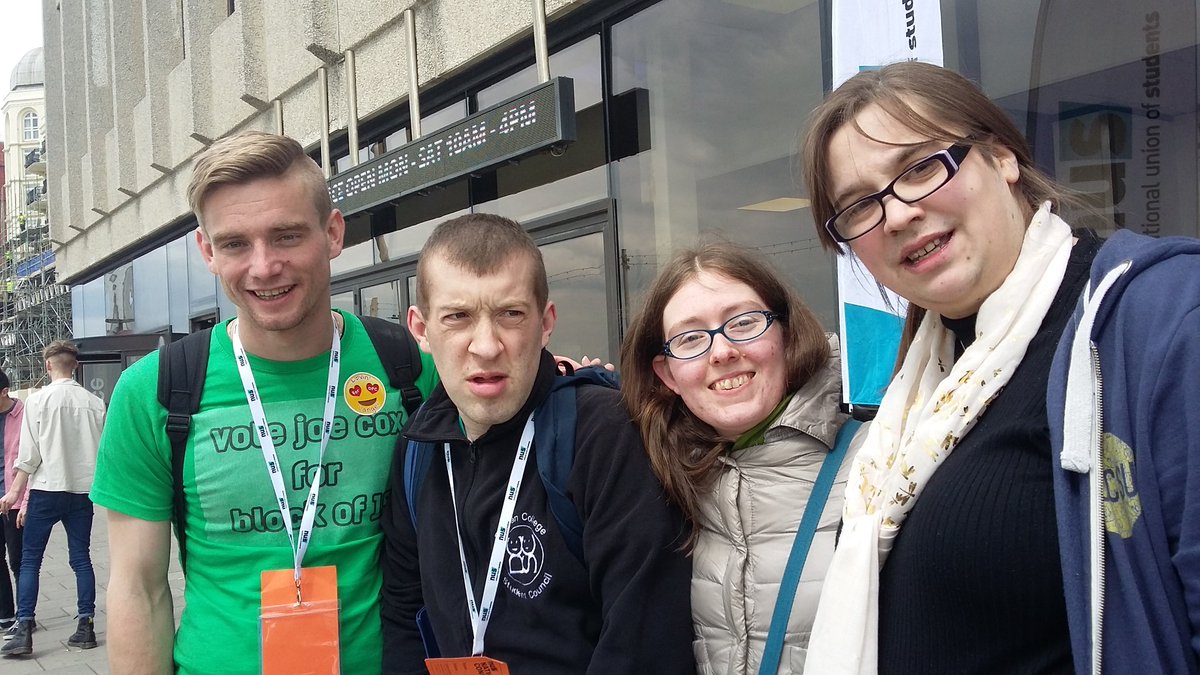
[802,204,1073,674]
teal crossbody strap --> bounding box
[758,418,861,675]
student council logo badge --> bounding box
[504,512,553,600]
[344,372,386,415]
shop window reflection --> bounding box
[361,281,402,324]
[609,0,835,329]
[959,0,1199,239]
[105,265,134,335]
[132,247,169,333]
[542,232,609,363]
[166,235,190,333]
[422,100,468,136]
[385,127,409,152]
[72,281,106,339]
[330,227,376,276]
[331,291,356,317]
[187,231,217,314]
[476,35,603,111]
[376,206,470,265]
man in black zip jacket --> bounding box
[380,213,694,674]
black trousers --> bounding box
[0,509,21,619]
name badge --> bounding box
[426,656,510,674]
[260,566,340,675]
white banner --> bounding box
[831,0,944,407]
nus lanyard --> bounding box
[444,414,535,656]
[231,318,342,594]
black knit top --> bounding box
[877,234,1100,674]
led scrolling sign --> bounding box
[328,77,577,216]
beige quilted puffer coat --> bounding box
[690,339,857,675]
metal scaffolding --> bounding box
[1,138,71,390]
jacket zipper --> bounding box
[1090,343,1105,675]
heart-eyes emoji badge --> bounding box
[344,372,386,415]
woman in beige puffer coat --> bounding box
[621,242,858,675]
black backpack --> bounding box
[156,315,424,572]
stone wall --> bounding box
[46,0,584,282]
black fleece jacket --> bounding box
[381,351,695,674]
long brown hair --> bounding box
[799,62,1075,366]
[620,242,829,549]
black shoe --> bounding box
[67,617,97,649]
[2,619,29,641]
[0,618,13,631]
[0,619,32,656]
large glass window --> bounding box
[329,231,377,276]
[474,35,608,224]
[72,277,106,338]
[376,206,470,265]
[104,264,134,335]
[421,99,468,136]
[361,280,403,323]
[166,235,190,333]
[187,230,218,314]
[334,147,372,175]
[542,230,612,363]
[331,291,355,316]
[610,0,835,328]
[132,247,169,332]
[946,0,1199,239]
[476,35,603,110]
[384,127,409,151]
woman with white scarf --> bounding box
[793,62,1200,675]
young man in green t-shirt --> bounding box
[91,131,437,674]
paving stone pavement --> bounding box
[1,507,185,674]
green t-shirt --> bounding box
[91,312,438,675]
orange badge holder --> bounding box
[260,565,341,675]
[426,656,510,674]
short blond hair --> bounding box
[187,131,331,227]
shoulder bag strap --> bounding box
[758,418,862,675]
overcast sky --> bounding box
[0,1,44,97]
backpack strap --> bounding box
[403,438,435,533]
[758,417,862,675]
[399,435,440,660]
[358,315,424,416]
[155,328,213,574]
[532,367,620,563]
[533,382,585,563]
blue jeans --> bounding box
[17,490,95,621]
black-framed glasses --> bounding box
[662,310,780,360]
[825,143,973,244]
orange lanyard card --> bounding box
[426,656,510,674]
[260,565,341,675]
